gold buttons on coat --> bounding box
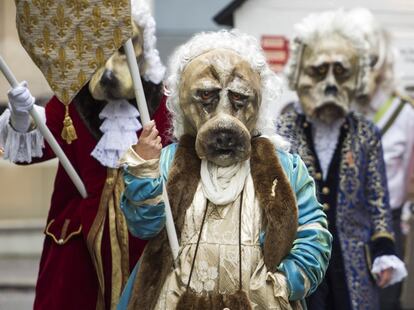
[303,122,309,128]
[323,203,330,211]
[322,187,330,195]
[315,172,322,181]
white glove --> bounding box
[7,81,35,132]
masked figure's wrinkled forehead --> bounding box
[297,34,359,123]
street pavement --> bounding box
[0,257,38,310]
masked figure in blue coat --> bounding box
[117,30,332,310]
[278,10,407,310]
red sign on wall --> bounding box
[261,35,289,72]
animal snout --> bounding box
[215,130,237,149]
[325,84,338,96]
[100,69,117,87]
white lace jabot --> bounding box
[91,100,142,168]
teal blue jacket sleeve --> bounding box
[120,144,177,240]
[277,151,332,300]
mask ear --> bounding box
[288,40,305,91]
[291,41,305,90]
[354,57,370,98]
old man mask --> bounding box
[167,31,281,167]
[180,49,261,166]
[286,11,370,123]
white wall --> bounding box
[235,0,414,37]
[234,0,414,104]
[0,2,52,105]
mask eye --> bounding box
[200,90,213,100]
[228,91,249,109]
[317,65,327,75]
[334,64,345,75]
[196,89,219,105]
[230,92,241,101]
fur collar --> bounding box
[127,135,298,309]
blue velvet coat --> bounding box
[277,109,395,310]
[118,142,332,309]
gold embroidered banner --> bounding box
[15,0,132,105]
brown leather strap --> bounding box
[238,190,244,291]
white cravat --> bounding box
[200,159,250,205]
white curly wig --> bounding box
[164,29,288,148]
[131,0,165,84]
[285,9,370,96]
[346,8,395,91]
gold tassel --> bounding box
[61,104,77,144]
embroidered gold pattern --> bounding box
[65,0,89,19]
[33,0,54,17]
[19,2,38,34]
[89,47,106,70]
[86,6,109,38]
[36,26,56,59]
[15,0,132,112]
[106,27,123,50]
[46,67,58,92]
[70,70,87,93]
[103,0,128,18]
[51,4,72,37]
[69,27,91,60]
[54,47,74,79]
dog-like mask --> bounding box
[297,34,359,123]
[179,49,262,167]
[89,22,144,101]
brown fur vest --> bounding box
[127,135,298,309]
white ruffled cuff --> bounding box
[0,108,44,163]
[119,147,160,179]
[371,255,407,287]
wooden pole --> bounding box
[124,39,179,260]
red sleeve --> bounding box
[28,96,67,163]
[152,95,172,146]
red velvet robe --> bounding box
[31,95,170,310]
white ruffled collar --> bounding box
[91,100,142,168]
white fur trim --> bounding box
[346,8,396,95]
[372,255,407,287]
[131,0,166,84]
[165,29,284,147]
[0,108,44,163]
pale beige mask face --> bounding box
[297,34,359,123]
[89,22,143,101]
[179,49,262,167]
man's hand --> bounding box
[7,81,35,132]
[133,121,162,160]
[376,267,393,288]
